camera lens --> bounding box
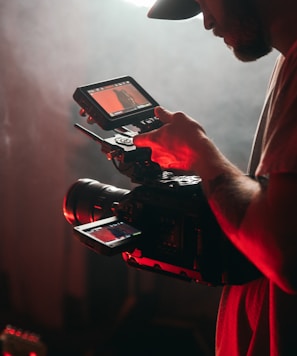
[63,178,130,225]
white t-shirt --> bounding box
[216,41,297,356]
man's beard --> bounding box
[231,21,272,62]
[224,0,272,62]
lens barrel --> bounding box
[63,178,130,225]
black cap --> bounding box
[148,0,201,20]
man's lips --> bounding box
[213,28,232,46]
[213,28,223,38]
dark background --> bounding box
[0,0,277,354]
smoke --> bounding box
[1,0,90,111]
[0,0,278,331]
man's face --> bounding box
[196,0,272,62]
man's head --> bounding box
[148,0,272,62]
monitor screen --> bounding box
[87,221,141,244]
[87,80,153,118]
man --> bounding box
[134,0,297,355]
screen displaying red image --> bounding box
[88,221,141,244]
[88,80,152,117]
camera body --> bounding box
[64,76,261,286]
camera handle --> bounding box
[74,123,150,162]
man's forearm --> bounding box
[203,171,259,234]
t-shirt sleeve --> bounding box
[256,44,297,176]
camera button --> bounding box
[115,136,134,146]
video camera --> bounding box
[63,76,261,286]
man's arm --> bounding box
[188,133,297,294]
[204,167,297,294]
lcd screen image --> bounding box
[88,81,153,118]
[88,221,141,244]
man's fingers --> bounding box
[154,106,173,123]
[133,132,153,147]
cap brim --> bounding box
[148,0,201,20]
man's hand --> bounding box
[133,106,207,173]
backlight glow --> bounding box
[123,0,156,8]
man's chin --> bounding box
[233,48,259,62]
[224,39,257,62]
[231,45,272,62]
